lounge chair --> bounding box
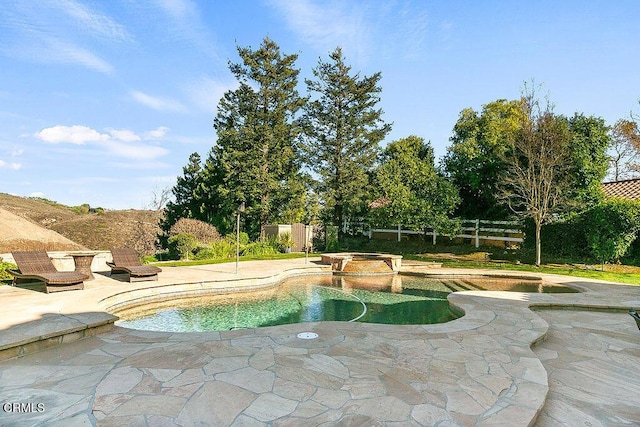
[107,248,162,282]
[630,310,640,331]
[9,251,87,293]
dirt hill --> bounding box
[0,208,85,252]
[0,193,161,255]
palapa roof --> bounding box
[602,178,640,200]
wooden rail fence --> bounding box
[345,220,523,248]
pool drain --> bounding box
[297,332,319,339]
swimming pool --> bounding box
[115,274,576,332]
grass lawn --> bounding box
[3,243,638,286]
[154,252,311,267]
[409,255,640,285]
[337,237,640,286]
[154,239,640,285]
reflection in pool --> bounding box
[115,274,577,332]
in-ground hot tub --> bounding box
[320,252,402,275]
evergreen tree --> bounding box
[159,152,205,243]
[301,47,391,230]
[209,37,306,238]
[199,147,233,235]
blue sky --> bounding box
[1,0,638,210]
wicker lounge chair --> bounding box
[9,251,87,293]
[107,248,162,282]
[630,310,640,331]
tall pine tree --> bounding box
[159,152,205,243]
[209,37,306,238]
[301,47,391,229]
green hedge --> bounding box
[523,198,640,264]
[583,198,640,264]
[522,216,590,260]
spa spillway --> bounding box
[321,253,402,275]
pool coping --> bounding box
[1,258,639,425]
[0,259,635,358]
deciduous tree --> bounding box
[498,86,572,266]
[608,119,640,180]
[566,113,610,208]
[373,136,459,234]
[442,99,524,219]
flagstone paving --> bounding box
[533,310,640,426]
[0,258,638,426]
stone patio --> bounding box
[0,258,638,426]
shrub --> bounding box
[583,198,640,264]
[193,248,217,260]
[325,225,339,252]
[168,233,198,260]
[169,218,221,244]
[278,231,294,252]
[624,237,640,265]
[238,232,250,245]
[0,260,17,282]
[193,240,236,260]
[241,239,280,256]
[72,203,91,214]
[141,255,157,264]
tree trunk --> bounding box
[535,220,542,267]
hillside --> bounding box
[0,208,85,253]
[0,193,161,255]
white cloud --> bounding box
[269,0,433,63]
[109,129,141,142]
[103,140,168,160]
[0,3,117,74]
[398,7,429,59]
[0,160,22,170]
[153,0,218,59]
[34,125,169,160]
[5,36,115,74]
[156,0,197,21]
[186,77,237,114]
[144,126,170,139]
[267,0,369,58]
[36,125,109,144]
[54,39,115,74]
[54,0,131,42]
[29,192,45,198]
[11,149,24,156]
[131,90,186,112]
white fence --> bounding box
[347,220,523,248]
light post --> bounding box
[235,202,245,274]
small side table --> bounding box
[68,252,97,281]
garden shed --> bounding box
[262,223,313,252]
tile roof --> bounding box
[602,178,640,200]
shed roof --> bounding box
[602,178,640,200]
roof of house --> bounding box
[602,178,640,200]
[369,197,390,209]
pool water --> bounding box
[115,274,577,332]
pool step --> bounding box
[458,279,486,291]
[441,279,485,293]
